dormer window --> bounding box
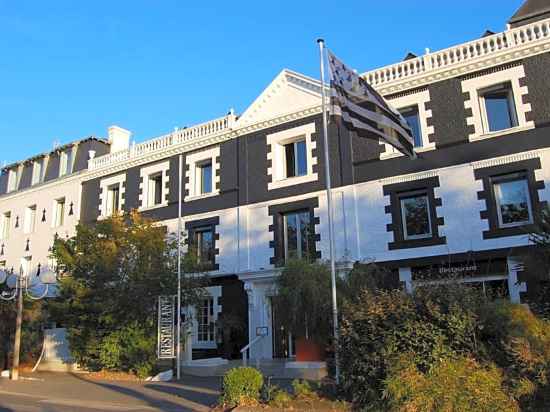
[59,149,74,177]
[7,169,18,193]
[31,160,43,185]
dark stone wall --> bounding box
[523,53,550,128]
[427,78,471,148]
[80,179,101,223]
[74,140,110,172]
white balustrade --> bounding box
[364,18,550,88]
[89,113,235,170]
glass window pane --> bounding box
[295,140,307,176]
[298,211,311,259]
[495,179,531,225]
[401,195,431,238]
[285,143,296,178]
[401,107,422,147]
[200,163,212,194]
[284,213,298,259]
[485,91,515,131]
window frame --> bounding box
[399,105,423,148]
[147,172,163,207]
[282,209,313,262]
[478,82,519,134]
[24,205,37,234]
[7,169,18,193]
[53,198,66,228]
[31,160,43,186]
[283,138,308,179]
[1,212,11,240]
[399,190,433,240]
[192,225,215,267]
[185,147,220,201]
[492,173,533,229]
[106,184,120,216]
[196,160,213,195]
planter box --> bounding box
[295,338,325,361]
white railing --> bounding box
[240,335,264,367]
[89,113,236,171]
[364,18,550,88]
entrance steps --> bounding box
[181,359,327,380]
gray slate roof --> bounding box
[509,0,550,26]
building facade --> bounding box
[1,0,550,361]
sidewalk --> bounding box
[0,371,221,412]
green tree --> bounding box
[49,211,208,377]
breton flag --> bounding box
[327,50,416,158]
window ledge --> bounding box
[380,144,435,160]
[469,124,535,142]
[185,191,220,202]
[268,173,318,191]
[138,203,169,212]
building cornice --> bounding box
[0,170,87,201]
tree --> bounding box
[49,211,208,377]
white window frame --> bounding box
[1,212,11,240]
[53,198,66,228]
[139,161,170,210]
[185,147,220,201]
[493,175,533,229]
[24,205,37,234]
[187,285,222,349]
[267,123,317,190]
[31,160,43,186]
[7,169,18,193]
[461,64,534,141]
[479,83,519,134]
[399,191,432,240]
[99,174,126,218]
[383,89,434,159]
[196,160,213,195]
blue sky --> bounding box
[0,0,523,164]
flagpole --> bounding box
[176,153,183,380]
[317,38,340,385]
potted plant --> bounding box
[272,259,332,361]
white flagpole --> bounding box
[317,38,340,385]
[176,153,183,380]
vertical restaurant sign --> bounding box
[157,295,176,359]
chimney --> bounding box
[108,125,132,153]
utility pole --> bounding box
[11,275,23,381]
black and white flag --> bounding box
[327,50,416,158]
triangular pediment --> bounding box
[236,69,322,126]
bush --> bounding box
[292,379,317,399]
[269,388,293,408]
[384,356,519,411]
[339,287,480,407]
[99,322,156,378]
[221,367,264,407]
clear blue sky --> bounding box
[1,0,523,164]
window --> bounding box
[53,198,65,227]
[59,150,73,177]
[1,212,11,240]
[147,173,163,207]
[106,184,120,216]
[400,105,422,148]
[24,205,37,234]
[283,139,307,178]
[196,161,213,195]
[31,160,43,185]
[283,210,313,261]
[192,226,214,266]
[197,297,215,343]
[7,169,17,192]
[492,174,532,228]
[399,192,432,240]
[480,83,518,133]
[20,256,32,277]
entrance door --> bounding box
[270,297,296,358]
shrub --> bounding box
[292,379,317,399]
[269,388,293,408]
[384,356,519,411]
[221,367,264,407]
[339,287,480,407]
[99,322,156,378]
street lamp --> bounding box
[0,265,57,380]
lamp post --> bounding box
[0,265,57,380]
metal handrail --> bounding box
[240,335,264,367]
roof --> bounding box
[509,0,550,26]
[2,136,108,172]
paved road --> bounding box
[0,373,221,412]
